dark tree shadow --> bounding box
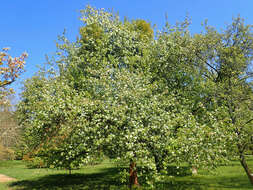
[9,167,127,190]
[156,175,253,190]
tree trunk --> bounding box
[129,161,139,188]
[240,154,253,185]
[154,154,162,173]
[191,166,198,175]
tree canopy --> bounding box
[17,6,253,186]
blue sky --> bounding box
[1,0,253,101]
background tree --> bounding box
[0,48,27,160]
[192,17,253,183]
[0,96,19,160]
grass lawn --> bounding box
[0,157,252,189]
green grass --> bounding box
[0,157,252,189]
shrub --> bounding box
[23,154,46,168]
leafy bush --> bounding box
[23,154,46,168]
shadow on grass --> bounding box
[209,175,253,189]
[9,167,127,190]
[157,175,253,190]
[7,165,253,190]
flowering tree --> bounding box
[17,6,253,187]
[0,48,27,104]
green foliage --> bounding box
[24,156,46,169]
[124,19,154,41]
[18,76,98,170]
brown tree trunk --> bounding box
[240,154,253,185]
[129,161,139,188]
